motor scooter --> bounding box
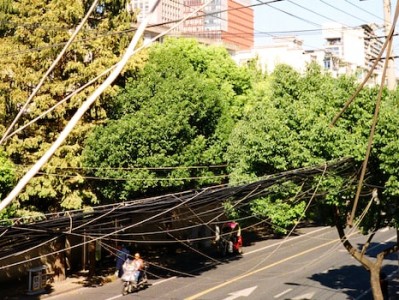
[121,265,149,295]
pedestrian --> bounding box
[115,244,130,278]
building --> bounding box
[184,0,254,50]
[322,22,384,83]
[233,37,325,74]
[129,0,254,51]
[233,23,388,85]
[128,0,183,32]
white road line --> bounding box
[274,288,292,298]
[104,295,122,300]
[152,276,177,285]
[244,227,330,256]
[103,228,331,300]
[385,235,396,242]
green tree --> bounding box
[0,149,16,219]
[226,63,382,230]
[0,0,142,214]
[226,62,399,299]
[83,38,253,202]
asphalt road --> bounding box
[45,226,399,300]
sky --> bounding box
[252,0,399,64]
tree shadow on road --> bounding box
[144,245,244,279]
[308,263,398,300]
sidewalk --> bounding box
[2,272,116,300]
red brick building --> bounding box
[222,0,254,50]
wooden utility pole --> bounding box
[383,0,397,89]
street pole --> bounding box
[383,0,397,89]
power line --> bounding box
[258,0,321,28]
[37,171,230,182]
[0,158,357,270]
[344,0,386,23]
[319,0,371,24]
[0,0,274,59]
[0,0,101,145]
[287,0,349,26]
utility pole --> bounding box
[383,0,397,89]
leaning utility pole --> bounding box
[383,0,397,89]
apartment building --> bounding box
[322,22,384,83]
[233,37,325,74]
[233,23,387,85]
[129,0,254,50]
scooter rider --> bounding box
[132,252,144,285]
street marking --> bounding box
[152,276,177,285]
[385,235,396,242]
[105,295,121,300]
[185,236,344,300]
[102,227,330,300]
[291,292,315,299]
[244,227,330,256]
[274,288,292,298]
[103,277,177,300]
[222,286,257,300]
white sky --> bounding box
[253,0,398,55]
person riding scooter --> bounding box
[122,253,144,285]
[132,252,144,285]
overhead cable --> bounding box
[319,0,370,24]
[0,0,166,213]
[0,0,101,145]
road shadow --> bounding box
[309,263,399,299]
[143,244,244,279]
[359,241,398,261]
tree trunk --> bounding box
[88,240,96,278]
[334,206,397,300]
[53,235,66,281]
[370,263,383,300]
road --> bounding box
[46,226,399,300]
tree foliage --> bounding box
[82,38,253,201]
[226,62,398,232]
[0,0,142,215]
[0,149,16,219]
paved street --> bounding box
[20,226,399,300]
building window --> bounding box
[324,58,331,69]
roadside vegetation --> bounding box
[1,0,399,237]
[1,2,399,298]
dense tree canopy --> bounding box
[226,63,399,233]
[0,149,16,219]
[0,0,143,214]
[82,38,253,201]
[1,0,398,240]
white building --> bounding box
[233,23,386,85]
[233,37,325,74]
[322,23,384,84]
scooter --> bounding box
[122,268,149,295]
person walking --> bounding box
[115,244,130,278]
